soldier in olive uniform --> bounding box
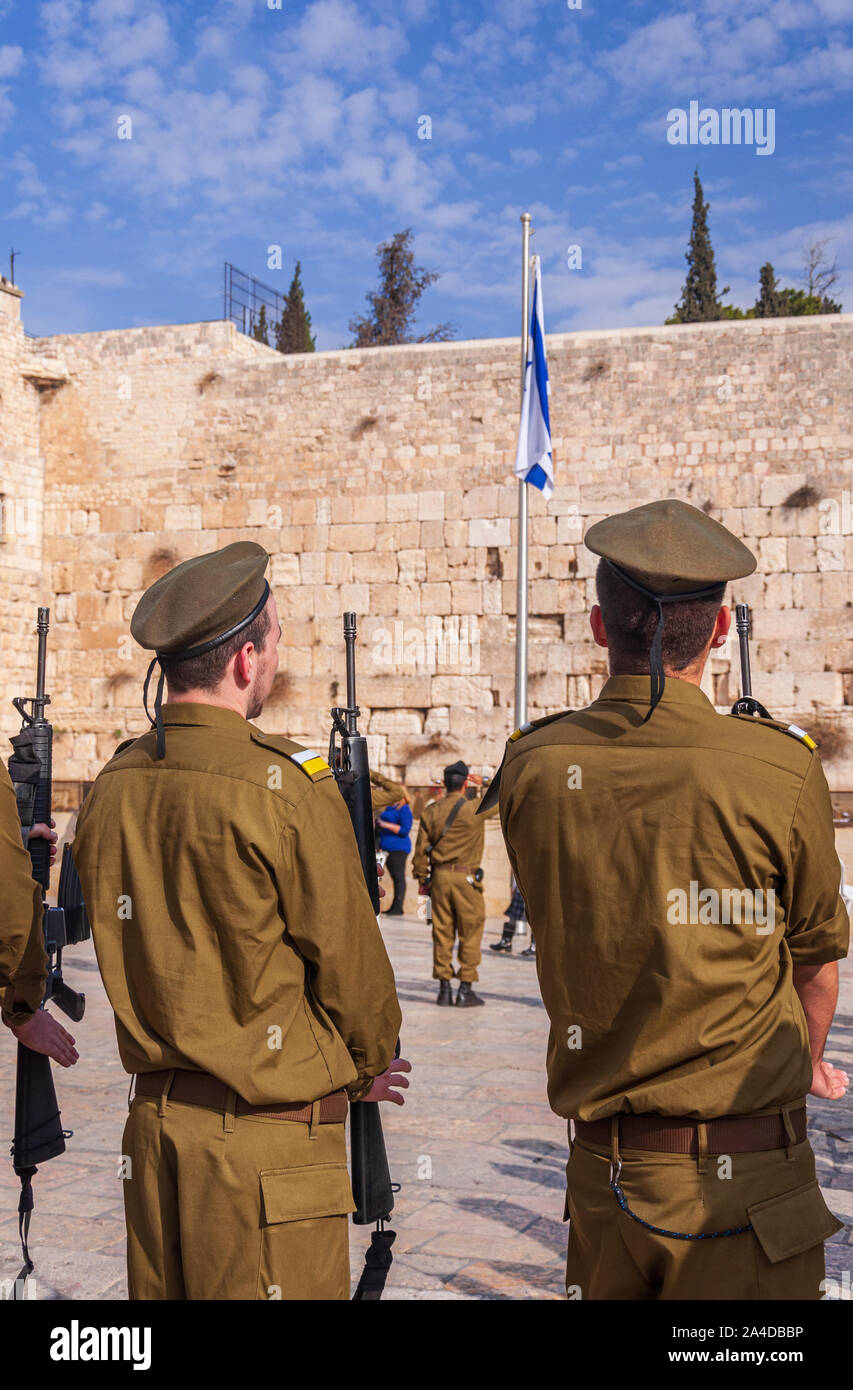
[481,499,849,1300]
[72,542,406,1301]
[370,768,408,817]
[0,764,77,1067]
[412,760,498,1007]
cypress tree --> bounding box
[252,303,270,345]
[670,170,730,322]
[753,263,786,317]
[275,262,316,354]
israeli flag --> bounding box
[514,256,553,499]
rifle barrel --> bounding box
[35,607,50,720]
[735,603,753,700]
[344,611,357,735]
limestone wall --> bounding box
[27,312,851,797]
[0,280,55,702]
[2,302,853,839]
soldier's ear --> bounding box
[710,604,732,649]
[590,605,608,649]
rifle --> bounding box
[329,611,399,1301]
[7,607,90,1298]
[730,603,771,719]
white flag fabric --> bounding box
[514,256,553,499]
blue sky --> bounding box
[1,0,851,345]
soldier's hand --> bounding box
[810,1059,849,1099]
[30,818,58,865]
[359,1057,412,1106]
[12,1009,79,1067]
[418,884,428,896]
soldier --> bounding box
[481,498,849,1300]
[412,759,498,1007]
[370,768,408,818]
[72,542,406,1301]
[0,766,77,1067]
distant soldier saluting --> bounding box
[481,499,849,1300]
[73,542,406,1301]
[412,760,498,1007]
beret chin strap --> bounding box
[605,561,726,722]
[138,579,271,762]
[142,657,167,761]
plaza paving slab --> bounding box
[1,909,851,1302]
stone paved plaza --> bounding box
[1,904,851,1302]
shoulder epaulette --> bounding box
[112,736,139,759]
[508,709,572,744]
[249,729,333,782]
[478,709,574,813]
[729,712,817,752]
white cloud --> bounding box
[0,44,23,77]
[510,147,542,166]
[58,267,128,286]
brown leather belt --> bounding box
[434,863,476,874]
[133,1069,348,1123]
[575,1107,807,1155]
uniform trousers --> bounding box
[564,1129,842,1300]
[429,868,486,982]
[122,1090,355,1300]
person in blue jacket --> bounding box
[376,794,413,916]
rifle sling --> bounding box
[426,793,467,862]
[12,1168,35,1299]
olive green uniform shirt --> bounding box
[0,761,46,1027]
[412,790,498,882]
[370,770,408,816]
[73,704,401,1105]
[498,676,849,1122]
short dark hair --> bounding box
[444,771,466,792]
[595,560,723,672]
[159,602,272,694]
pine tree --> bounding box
[275,262,316,354]
[669,171,730,323]
[348,229,455,347]
[753,263,786,317]
[252,303,270,345]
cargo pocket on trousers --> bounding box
[747,1180,843,1298]
[260,1162,356,1225]
[748,1180,842,1263]
[257,1163,356,1300]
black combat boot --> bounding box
[489,921,515,953]
[455,981,485,1007]
[436,980,453,1005]
[520,939,536,960]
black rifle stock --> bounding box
[329,612,399,1299]
[7,607,90,1297]
[730,603,771,719]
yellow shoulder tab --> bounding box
[729,713,817,752]
[249,730,333,781]
[785,723,817,751]
[509,709,572,743]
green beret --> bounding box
[444,760,469,779]
[131,542,270,657]
[584,498,756,595]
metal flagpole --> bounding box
[512,214,533,944]
[515,213,533,730]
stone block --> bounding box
[469,518,511,547]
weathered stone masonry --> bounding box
[1,279,851,910]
